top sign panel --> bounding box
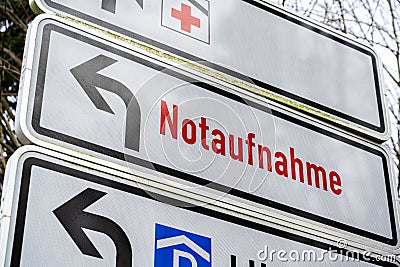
[31,0,389,141]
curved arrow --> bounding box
[53,188,132,266]
[70,54,141,152]
[102,0,143,13]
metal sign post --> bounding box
[16,16,400,252]
[30,0,390,141]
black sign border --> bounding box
[38,0,387,138]
[9,157,399,266]
[31,23,397,246]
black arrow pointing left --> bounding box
[102,0,143,13]
[70,54,141,152]
[53,188,132,266]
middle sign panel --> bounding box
[17,15,399,252]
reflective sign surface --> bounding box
[16,16,399,251]
[31,0,390,140]
[0,147,398,266]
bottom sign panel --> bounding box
[0,147,398,266]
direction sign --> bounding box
[30,0,390,140]
[16,16,399,251]
[0,146,398,266]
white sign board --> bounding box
[30,0,389,140]
[16,16,399,251]
[0,147,398,266]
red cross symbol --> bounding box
[171,3,201,33]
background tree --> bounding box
[0,0,399,193]
[1,0,34,194]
